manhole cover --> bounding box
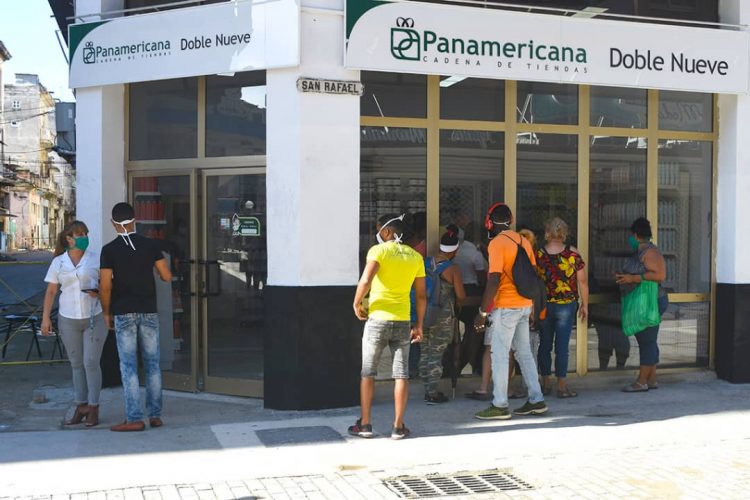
[384,469,533,498]
[256,426,345,447]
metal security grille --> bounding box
[383,470,533,498]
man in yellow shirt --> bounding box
[473,203,548,420]
[351,214,426,440]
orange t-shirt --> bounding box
[487,231,536,309]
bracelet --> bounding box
[478,309,488,318]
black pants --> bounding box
[456,285,484,374]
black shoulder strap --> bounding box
[500,232,522,247]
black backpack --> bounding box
[501,233,547,323]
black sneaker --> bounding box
[513,400,549,416]
[347,418,374,438]
[424,392,449,405]
[391,423,410,440]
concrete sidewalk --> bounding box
[1,367,750,498]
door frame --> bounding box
[200,167,266,398]
[128,169,200,393]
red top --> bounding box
[536,246,585,304]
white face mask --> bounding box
[113,218,137,250]
[376,214,405,245]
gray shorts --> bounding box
[361,318,411,379]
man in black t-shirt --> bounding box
[100,202,172,432]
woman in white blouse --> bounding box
[41,221,107,427]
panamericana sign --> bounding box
[69,0,300,88]
[345,0,749,94]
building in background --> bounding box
[0,41,13,252]
[51,0,750,409]
[2,73,75,250]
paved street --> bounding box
[0,250,53,307]
[1,368,749,499]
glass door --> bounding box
[130,172,198,392]
[201,168,266,397]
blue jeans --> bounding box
[488,307,544,409]
[115,313,162,422]
[538,301,577,378]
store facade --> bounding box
[66,0,750,410]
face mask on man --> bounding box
[113,218,137,250]
[375,215,405,244]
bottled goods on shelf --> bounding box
[134,200,165,221]
[134,177,159,192]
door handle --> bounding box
[199,260,222,297]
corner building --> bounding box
[59,0,750,410]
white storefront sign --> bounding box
[345,0,749,94]
[296,78,364,95]
[69,0,300,88]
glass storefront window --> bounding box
[129,78,198,161]
[659,91,712,132]
[360,126,427,266]
[440,77,504,122]
[660,301,710,367]
[439,130,504,245]
[517,82,578,125]
[516,133,578,240]
[206,72,266,157]
[658,140,712,294]
[590,86,647,129]
[589,137,647,295]
[361,72,427,118]
[359,78,715,374]
[132,175,193,376]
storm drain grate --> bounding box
[383,469,533,498]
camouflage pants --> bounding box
[419,313,454,396]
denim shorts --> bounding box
[361,318,411,379]
[635,295,669,366]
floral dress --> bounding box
[536,246,585,304]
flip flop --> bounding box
[622,382,649,393]
[465,390,491,401]
[556,388,578,398]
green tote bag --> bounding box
[621,281,661,336]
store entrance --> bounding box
[129,168,266,398]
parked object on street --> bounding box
[41,220,107,427]
[100,203,172,432]
[351,214,426,439]
[615,217,668,393]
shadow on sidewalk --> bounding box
[1,366,749,465]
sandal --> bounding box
[542,384,552,396]
[622,382,649,393]
[465,390,491,401]
[508,391,527,399]
[556,388,578,398]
